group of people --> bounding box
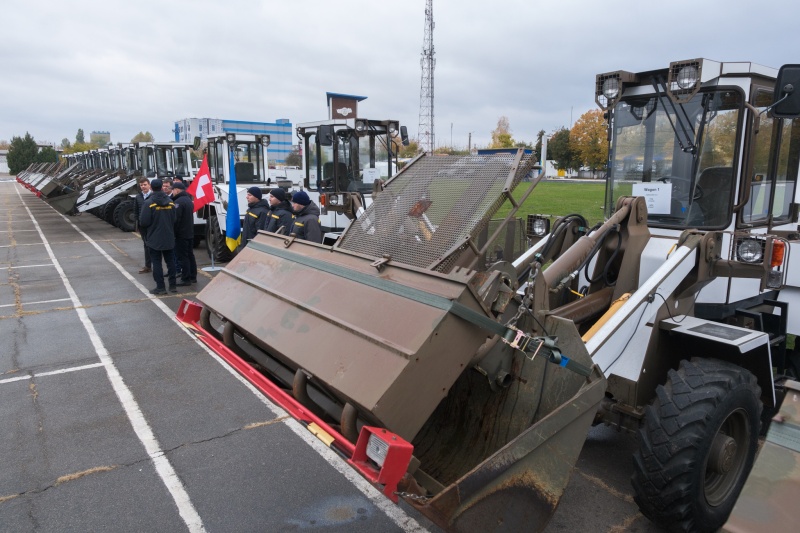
[133,177,323,295]
[134,176,197,295]
[240,186,322,246]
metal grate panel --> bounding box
[337,153,535,272]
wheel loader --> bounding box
[177,58,800,532]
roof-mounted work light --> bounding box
[595,70,636,110]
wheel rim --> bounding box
[704,407,749,507]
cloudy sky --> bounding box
[2,0,799,150]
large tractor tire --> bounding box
[206,214,233,263]
[113,199,136,232]
[632,358,761,532]
[102,197,123,225]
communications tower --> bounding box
[418,0,435,153]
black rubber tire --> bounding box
[206,214,233,263]
[632,358,761,532]
[102,197,123,225]
[113,199,136,232]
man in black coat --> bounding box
[134,176,152,273]
[265,188,294,235]
[139,179,177,295]
[241,186,270,246]
[172,181,197,286]
[289,190,323,243]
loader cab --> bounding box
[137,142,194,180]
[205,133,271,185]
[599,59,800,233]
[297,118,408,217]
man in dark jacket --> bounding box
[139,179,177,295]
[265,188,294,235]
[289,190,323,243]
[241,186,270,246]
[134,176,152,274]
[171,181,197,286]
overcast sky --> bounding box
[2,0,800,150]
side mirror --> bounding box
[400,126,410,146]
[772,64,800,118]
[193,136,202,150]
[319,125,334,146]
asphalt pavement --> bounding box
[0,173,664,532]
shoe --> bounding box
[139,267,152,274]
[150,287,167,295]
[169,286,178,293]
[176,281,192,287]
[191,279,198,284]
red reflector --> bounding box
[319,194,326,207]
[771,241,785,268]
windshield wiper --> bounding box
[651,76,697,154]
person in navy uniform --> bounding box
[289,190,322,243]
[139,179,177,295]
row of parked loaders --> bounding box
[16,142,194,232]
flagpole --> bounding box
[191,154,223,273]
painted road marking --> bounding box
[0,297,71,309]
[0,363,106,385]
[0,263,54,270]
[16,186,206,533]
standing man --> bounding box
[265,188,294,235]
[139,179,178,295]
[289,190,323,244]
[172,181,197,286]
[134,176,152,273]
[241,186,270,246]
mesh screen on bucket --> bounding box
[337,152,535,272]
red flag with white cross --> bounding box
[186,155,215,212]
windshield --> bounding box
[304,127,394,193]
[606,88,742,228]
[172,148,190,178]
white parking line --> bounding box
[41,191,428,532]
[0,263,54,270]
[16,188,206,533]
[0,362,106,385]
[0,297,71,309]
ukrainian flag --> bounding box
[225,149,241,251]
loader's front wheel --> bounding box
[113,199,136,232]
[632,358,760,532]
[206,214,233,263]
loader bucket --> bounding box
[187,152,606,531]
[44,190,81,214]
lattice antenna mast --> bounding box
[418,0,435,153]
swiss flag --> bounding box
[186,155,215,212]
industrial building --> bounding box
[173,118,293,164]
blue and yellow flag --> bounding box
[225,149,242,251]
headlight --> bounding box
[736,238,764,263]
[226,133,235,143]
[366,433,390,467]
[602,77,620,100]
[355,120,367,133]
[527,215,550,237]
[677,65,699,90]
[388,121,398,134]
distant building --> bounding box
[90,131,111,146]
[0,150,8,173]
[174,118,293,164]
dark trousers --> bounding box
[175,237,197,282]
[143,240,151,268]
[150,248,176,289]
